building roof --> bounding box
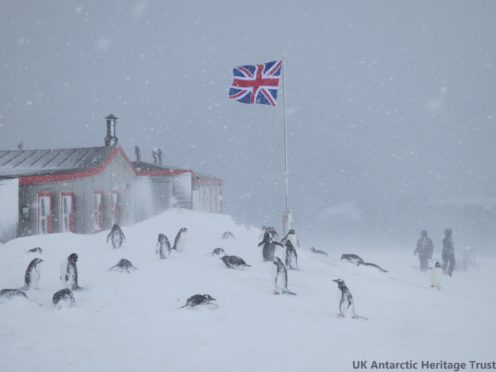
[0,146,116,178]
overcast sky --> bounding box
[1,1,495,248]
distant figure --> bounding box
[310,247,328,256]
[60,253,81,290]
[442,228,456,276]
[152,149,158,164]
[258,231,283,262]
[134,145,141,162]
[414,230,434,272]
[430,261,442,290]
[156,233,171,259]
[157,148,162,165]
[107,224,125,249]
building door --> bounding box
[94,191,104,231]
[110,191,120,225]
[38,193,53,234]
[60,193,75,232]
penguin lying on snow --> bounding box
[332,279,367,320]
[221,231,235,239]
[310,247,328,256]
[23,258,44,290]
[107,259,137,273]
[220,255,250,269]
[179,294,217,309]
[272,257,296,295]
[209,247,225,256]
[340,254,388,273]
[173,227,188,251]
[107,224,125,248]
[27,247,43,254]
[0,289,28,301]
[156,233,171,259]
[52,288,75,308]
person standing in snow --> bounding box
[414,230,434,272]
[442,228,456,276]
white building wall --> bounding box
[0,178,19,243]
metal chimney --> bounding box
[104,114,118,147]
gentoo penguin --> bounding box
[209,247,225,256]
[281,229,300,249]
[221,231,235,239]
[0,289,28,301]
[310,247,328,256]
[272,257,296,295]
[60,253,81,290]
[179,294,216,309]
[156,233,171,259]
[27,247,43,254]
[332,279,367,320]
[285,240,298,270]
[430,261,442,290]
[107,224,125,249]
[173,227,188,251]
[258,231,283,262]
[107,258,137,273]
[220,255,251,269]
[52,288,75,308]
[23,258,44,290]
[340,254,388,273]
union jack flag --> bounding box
[229,60,283,106]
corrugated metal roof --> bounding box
[0,146,115,177]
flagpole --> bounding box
[281,55,291,235]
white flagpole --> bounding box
[281,55,292,234]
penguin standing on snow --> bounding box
[60,253,81,290]
[107,224,125,248]
[23,258,44,290]
[332,279,367,320]
[258,231,283,262]
[284,240,298,270]
[430,261,443,290]
[281,229,300,249]
[156,233,171,259]
[173,227,188,252]
[272,257,296,295]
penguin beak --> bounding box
[332,279,339,283]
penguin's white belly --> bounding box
[288,235,299,248]
[177,234,187,251]
[30,268,41,288]
[430,267,442,288]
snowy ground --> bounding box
[1,209,495,372]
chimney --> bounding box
[157,148,162,165]
[104,114,118,147]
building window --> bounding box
[37,192,53,234]
[60,192,75,233]
[110,190,120,225]
[94,191,104,231]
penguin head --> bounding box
[34,258,44,265]
[421,230,428,237]
[332,279,345,287]
[203,294,216,301]
[158,233,166,242]
[289,229,295,234]
[444,228,452,237]
[180,227,188,233]
[68,253,78,263]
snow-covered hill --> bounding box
[1,209,495,372]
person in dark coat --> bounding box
[442,228,456,276]
[414,230,434,272]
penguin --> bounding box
[430,261,443,290]
[220,255,251,269]
[107,224,125,249]
[60,253,81,290]
[260,225,279,240]
[156,233,171,259]
[340,254,388,273]
[0,288,28,301]
[221,231,235,239]
[23,258,44,290]
[332,279,367,320]
[272,257,296,295]
[258,231,283,262]
[209,247,225,256]
[107,258,137,273]
[178,294,216,309]
[281,228,300,249]
[52,288,75,308]
[173,227,188,252]
[285,240,298,270]
[310,247,328,256]
[27,247,43,254]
